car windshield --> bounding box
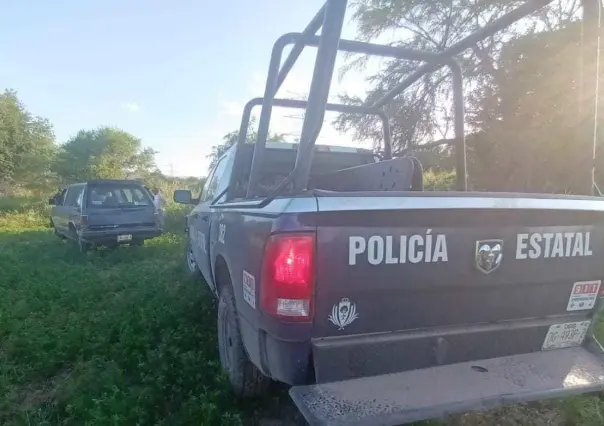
[87,184,151,208]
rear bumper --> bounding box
[290,344,604,426]
[311,315,592,383]
[239,315,311,385]
[81,227,162,244]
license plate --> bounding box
[542,320,591,350]
[117,234,132,242]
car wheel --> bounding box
[71,227,91,253]
[130,240,144,247]
[218,284,270,398]
[185,242,201,277]
[77,235,92,253]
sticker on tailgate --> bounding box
[542,321,591,351]
[566,280,601,311]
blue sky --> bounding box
[1,0,371,177]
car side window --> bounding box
[214,152,234,203]
[199,166,218,204]
[202,156,228,203]
[64,186,83,207]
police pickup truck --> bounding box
[174,0,604,424]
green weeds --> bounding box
[0,197,603,425]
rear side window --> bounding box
[64,185,84,207]
[87,184,152,208]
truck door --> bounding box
[190,153,230,292]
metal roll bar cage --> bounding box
[235,97,393,159]
[218,0,559,209]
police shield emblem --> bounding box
[475,239,503,274]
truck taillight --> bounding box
[261,233,315,321]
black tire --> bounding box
[184,241,201,278]
[70,225,91,253]
[218,284,271,398]
[130,240,144,247]
[77,235,92,253]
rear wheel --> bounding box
[77,235,92,253]
[218,284,270,398]
[70,225,91,253]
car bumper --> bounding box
[290,343,604,425]
[80,227,162,244]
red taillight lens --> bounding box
[261,233,315,321]
[81,215,89,227]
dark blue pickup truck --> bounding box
[175,0,604,424]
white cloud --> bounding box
[121,102,141,113]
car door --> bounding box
[51,188,68,233]
[62,184,84,236]
[189,153,231,291]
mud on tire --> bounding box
[218,284,270,398]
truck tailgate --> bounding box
[311,196,604,382]
[290,345,604,426]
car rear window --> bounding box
[87,184,152,208]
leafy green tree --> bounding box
[465,21,604,194]
[0,89,57,192]
[54,127,158,182]
[336,0,581,154]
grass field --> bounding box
[1,195,604,425]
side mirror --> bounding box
[174,189,193,205]
[48,197,56,205]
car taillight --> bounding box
[81,215,89,228]
[261,233,315,321]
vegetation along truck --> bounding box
[174,0,604,424]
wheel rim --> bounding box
[186,247,197,272]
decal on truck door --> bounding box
[218,223,226,244]
[567,281,601,311]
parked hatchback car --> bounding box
[49,179,162,252]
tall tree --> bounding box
[54,127,158,182]
[335,0,581,155]
[465,21,604,194]
[0,89,57,192]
